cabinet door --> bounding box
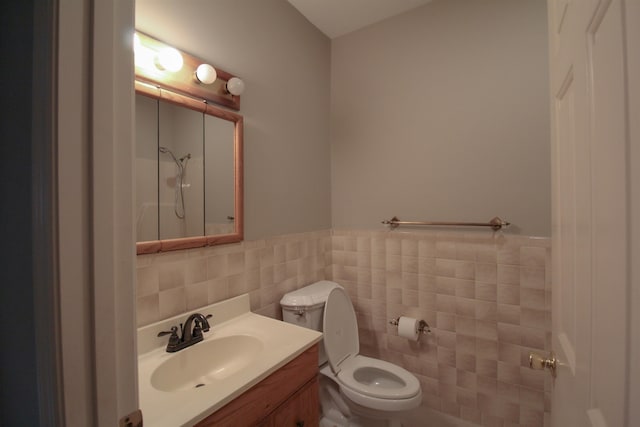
[271,377,319,427]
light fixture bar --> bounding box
[134,31,243,110]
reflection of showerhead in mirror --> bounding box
[159,146,190,164]
[159,146,179,164]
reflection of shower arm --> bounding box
[159,146,191,219]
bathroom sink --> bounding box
[150,335,264,392]
[138,294,322,427]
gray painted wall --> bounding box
[136,0,332,240]
[330,0,550,236]
[137,0,550,239]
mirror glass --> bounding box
[135,94,159,242]
[158,100,204,240]
[204,115,235,236]
[135,86,243,254]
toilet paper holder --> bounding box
[389,317,431,334]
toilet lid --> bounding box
[323,287,359,374]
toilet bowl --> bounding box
[281,281,422,426]
[332,356,422,411]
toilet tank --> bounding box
[280,280,341,365]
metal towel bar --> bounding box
[381,216,510,231]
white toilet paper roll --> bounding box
[397,316,420,341]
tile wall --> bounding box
[136,228,551,427]
[136,230,332,325]
[331,229,551,427]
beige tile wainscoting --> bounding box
[136,230,332,325]
[331,229,551,427]
[136,229,551,427]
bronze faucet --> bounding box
[157,313,212,352]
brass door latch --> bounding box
[529,352,557,378]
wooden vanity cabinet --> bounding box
[269,376,318,427]
[195,344,319,427]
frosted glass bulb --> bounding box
[195,64,217,84]
[226,77,245,96]
[133,33,153,69]
[156,47,183,72]
[133,33,141,52]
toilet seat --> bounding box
[339,377,422,413]
[322,287,422,411]
[337,355,420,400]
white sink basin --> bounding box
[151,335,264,392]
[138,294,322,427]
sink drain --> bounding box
[195,383,205,388]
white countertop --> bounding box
[138,294,322,427]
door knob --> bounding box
[529,352,557,378]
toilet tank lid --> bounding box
[280,280,342,308]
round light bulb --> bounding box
[133,33,144,67]
[133,34,155,70]
[226,77,245,96]
[133,33,141,52]
[195,64,217,84]
[156,47,183,72]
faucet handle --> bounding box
[202,314,212,331]
[192,321,204,339]
[194,314,212,335]
[158,326,182,352]
[157,326,179,337]
[193,314,212,333]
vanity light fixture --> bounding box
[195,64,217,85]
[155,47,183,72]
[225,77,245,96]
[133,32,142,51]
[135,31,243,110]
[133,33,156,71]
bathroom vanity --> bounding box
[195,345,318,426]
[137,294,322,426]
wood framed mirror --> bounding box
[135,81,243,254]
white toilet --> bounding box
[281,281,422,427]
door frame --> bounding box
[55,0,137,425]
[625,1,640,425]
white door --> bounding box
[547,0,633,426]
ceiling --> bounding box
[287,0,433,39]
